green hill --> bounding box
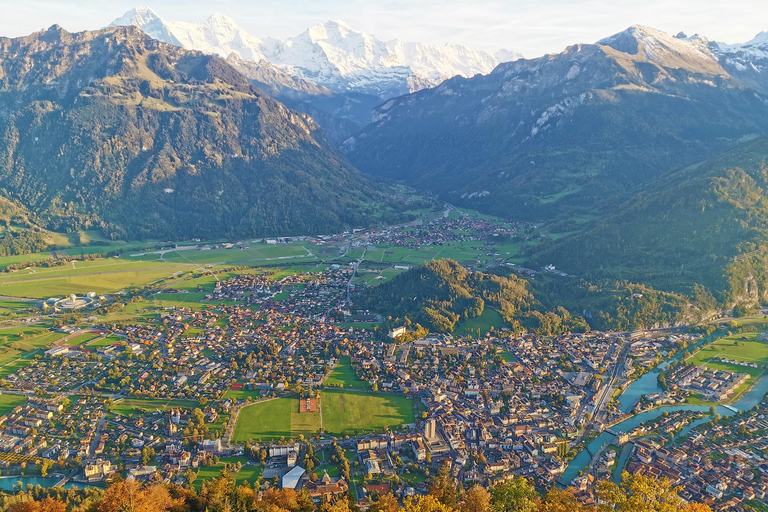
[530,135,768,311]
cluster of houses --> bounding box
[621,399,768,510]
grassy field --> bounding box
[125,244,312,265]
[499,351,515,363]
[233,391,414,441]
[64,332,103,346]
[0,394,27,416]
[223,388,263,400]
[0,357,35,377]
[320,390,414,436]
[87,334,124,348]
[0,259,195,298]
[193,457,262,490]
[324,357,371,390]
[232,398,321,442]
[683,330,768,404]
[687,331,768,368]
[456,309,505,338]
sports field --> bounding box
[320,390,414,436]
[232,391,414,441]
[232,397,321,442]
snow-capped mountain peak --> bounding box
[109,6,182,46]
[109,7,507,98]
[598,25,719,73]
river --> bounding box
[561,333,768,484]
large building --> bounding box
[282,465,306,490]
[424,418,437,441]
[304,472,349,499]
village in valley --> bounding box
[0,205,763,511]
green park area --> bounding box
[456,309,506,338]
[193,456,262,490]
[232,390,414,442]
[232,398,321,442]
[324,357,371,390]
[110,398,199,417]
[320,390,414,436]
[684,330,768,404]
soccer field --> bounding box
[232,391,414,441]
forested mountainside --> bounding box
[0,25,404,240]
[529,135,768,312]
[344,26,768,222]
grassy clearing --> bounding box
[324,357,370,390]
[320,390,414,436]
[456,309,505,338]
[0,394,27,416]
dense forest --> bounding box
[357,259,531,333]
[0,467,710,512]
[357,260,597,335]
[529,135,768,313]
[357,260,720,334]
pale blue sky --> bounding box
[1,0,767,56]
